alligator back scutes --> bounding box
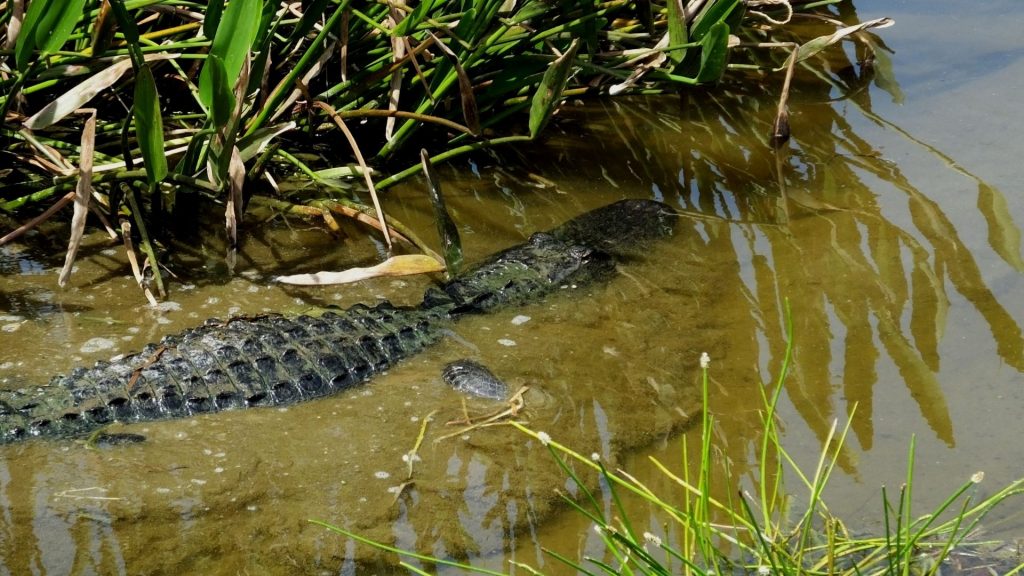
[0,199,677,444]
[1,303,452,442]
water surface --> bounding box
[2,1,1023,573]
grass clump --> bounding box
[315,312,1024,575]
[0,0,893,298]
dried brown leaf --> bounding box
[225,145,244,247]
[313,101,392,251]
[275,254,444,286]
[428,32,479,134]
[58,109,97,287]
[5,0,24,50]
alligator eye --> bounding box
[568,245,591,260]
[529,232,554,245]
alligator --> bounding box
[0,199,677,443]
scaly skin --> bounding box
[0,200,677,443]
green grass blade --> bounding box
[392,0,438,36]
[309,519,508,576]
[543,546,601,576]
[246,0,350,135]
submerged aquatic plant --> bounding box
[0,0,892,299]
[315,310,1024,575]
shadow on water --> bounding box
[1,8,1024,575]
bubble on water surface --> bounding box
[156,301,182,312]
[80,337,116,353]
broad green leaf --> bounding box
[204,0,225,39]
[528,39,579,139]
[16,0,86,72]
[133,65,167,184]
[198,0,262,113]
[420,149,463,276]
[39,0,86,53]
[665,0,688,67]
[16,0,51,71]
[207,54,235,128]
[275,255,445,286]
[695,21,729,83]
[30,1,63,49]
[790,18,895,67]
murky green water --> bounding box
[2,1,1024,574]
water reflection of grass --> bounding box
[317,320,1024,574]
[530,15,1024,476]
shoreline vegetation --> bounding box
[318,317,1024,575]
[0,0,892,300]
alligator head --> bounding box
[552,198,678,258]
[438,232,616,314]
[431,199,675,314]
